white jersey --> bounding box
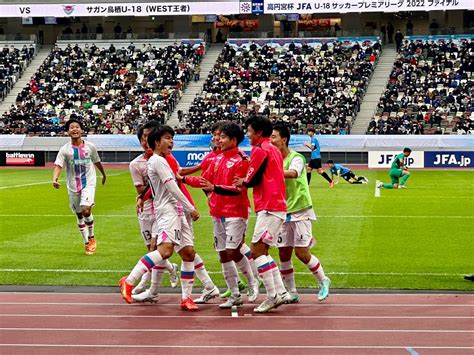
[54,140,100,193]
[147,154,195,219]
[129,153,153,216]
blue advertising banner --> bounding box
[424,151,474,168]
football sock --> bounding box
[268,256,287,294]
[383,183,394,189]
[193,253,214,290]
[306,255,326,282]
[180,261,195,299]
[76,217,89,244]
[255,255,276,299]
[164,259,174,273]
[400,174,410,185]
[357,176,365,181]
[127,250,163,284]
[221,261,239,296]
[280,260,297,293]
[84,215,94,238]
[239,243,259,279]
[135,270,151,291]
[235,255,256,286]
[149,263,166,294]
[352,181,363,184]
[321,172,333,183]
[307,172,312,184]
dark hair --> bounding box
[137,120,161,141]
[403,147,412,153]
[221,122,245,145]
[245,115,272,137]
[272,123,290,147]
[65,118,84,131]
[147,125,174,150]
[211,120,228,134]
[326,160,334,164]
[307,127,316,133]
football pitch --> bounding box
[0,167,473,291]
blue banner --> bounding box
[424,151,474,168]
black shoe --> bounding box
[463,274,474,281]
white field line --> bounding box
[0,173,126,190]
[0,328,472,333]
[0,344,472,350]
[0,268,465,277]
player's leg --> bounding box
[239,242,259,280]
[315,158,333,187]
[276,223,298,302]
[70,192,90,249]
[399,170,410,188]
[347,172,363,184]
[133,214,154,295]
[306,164,313,184]
[79,187,96,254]
[177,245,199,311]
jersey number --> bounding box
[142,230,152,241]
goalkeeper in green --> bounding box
[377,148,412,189]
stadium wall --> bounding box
[1,135,473,168]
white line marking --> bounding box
[0,328,472,333]
[0,344,472,350]
[1,314,471,319]
[0,269,466,277]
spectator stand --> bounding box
[183,36,381,135]
[369,34,474,135]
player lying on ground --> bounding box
[180,121,258,299]
[234,116,292,313]
[271,125,331,303]
[128,121,179,299]
[184,122,259,308]
[377,148,412,190]
[326,160,368,185]
[52,118,106,255]
[120,125,217,311]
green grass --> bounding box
[0,168,473,291]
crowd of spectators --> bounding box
[369,38,473,135]
[0,44,35,101]
[0,41,204,135]
[182,39,380,134]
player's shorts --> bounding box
[153,211,194,252]
[341,171,356,181]
[138,213,155,246]
[68,186,95,213]
[389,168,403,184]
[276,219,315,248]
[213,217,247,252]
[308,158,322,169]
[252,210,285,246]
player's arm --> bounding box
[235,147,267,188]
[52,165,62,189]
[204,158,248,195]
[180,164,202,176]
[94,162,107,185]
[304,141,315,150]
[90,145,106,185]
[284,155,304,180]
[334,170,340,185]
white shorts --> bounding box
[68,186,95,213]
[252,210,285,246]
[152,212,194,252]
[138,213,155,246]
[276,220,315,248]
[213,217,247,252]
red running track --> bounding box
[0,292,472,354]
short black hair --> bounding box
[403,147,412,153]
[245,115,272,137]
[326,160,334,164]
[147,125,174,150]
[221,122,245,145]
[307,127,316,133]
[272,123,290,147]
[65,118,84,131]
[211,120,228,134]
[137,120,160,141]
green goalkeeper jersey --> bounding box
[391,153,405,170]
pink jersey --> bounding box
[244,137,286,213]
[200,148,221,172]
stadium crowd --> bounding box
[369,38,474,135]
[182,39,380,134]
[0,44,35,101]
[0,42,203,135]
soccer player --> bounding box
[128,121,179,299]
[271,125,331,302]
[326,160,369,185]
[119,125,215,311]
[304,128,333,187]
[377,148,412,190]
[53,118,106,255]
[185,122,259,308]
[234,116,291,313]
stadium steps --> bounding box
[0,46,53,116]
[166,44,224,128]
[351,44,398,135]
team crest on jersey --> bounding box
[226,161,235,169]
[62,5,75,15]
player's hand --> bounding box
[190,209,200,221]
[101,175,106,185]
[233,176,244,187]
[136,197,144,214]
[176,173,184,182]
[200,178,214,191]
[53,179,60,189]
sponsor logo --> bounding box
[62,5,75,15]
[368,151,424,169]
[6,152,35,165]
[425,151,473,168]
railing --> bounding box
[57,32,205,41]
[0,34,36,42]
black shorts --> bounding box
[341,171,356,181]
[308,158,322,169]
